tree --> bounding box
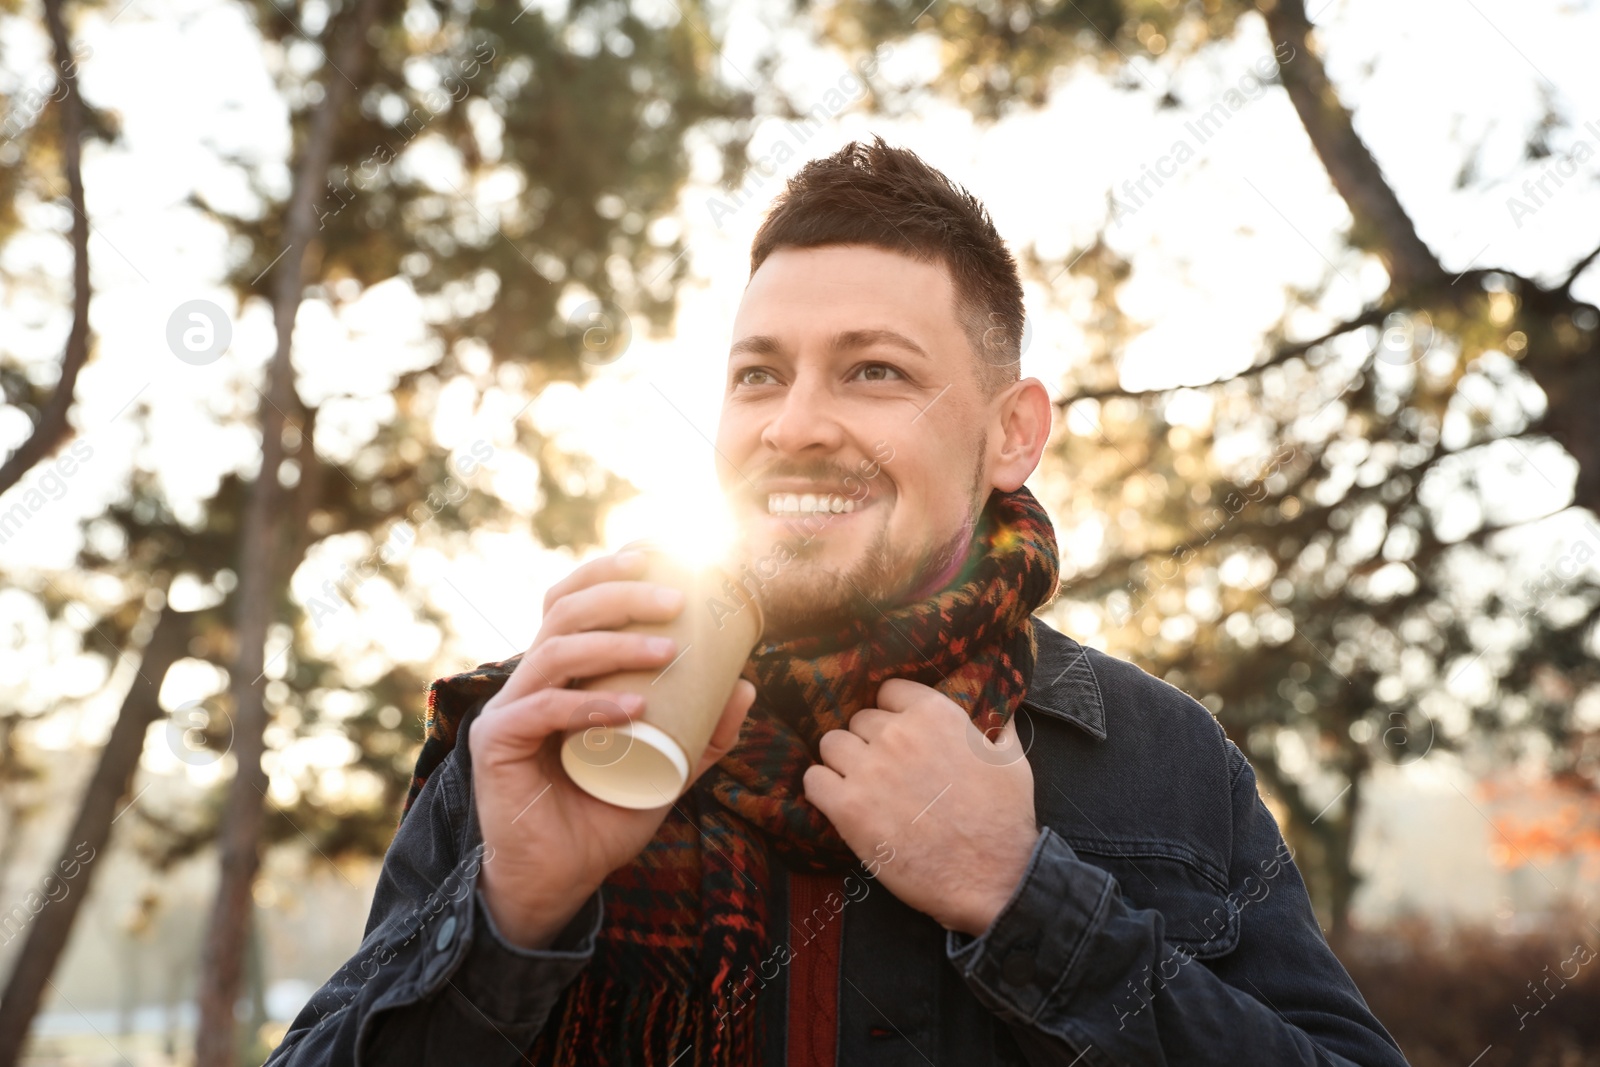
[816,0,1600,941]
[195,0,390,1061]
[0,603,195,1066]
[0,0,92,498]
[1,0,761,1060]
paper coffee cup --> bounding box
[559,546,764,809]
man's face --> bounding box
[714,244,1001,639]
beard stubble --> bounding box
[749,446,987,640]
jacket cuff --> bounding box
[446,886,603,1032]
[945,825,1114,1024]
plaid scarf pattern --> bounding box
[402,486,1060,1065]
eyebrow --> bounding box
[728,328,930,362]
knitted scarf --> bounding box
[401,486,1060,1065]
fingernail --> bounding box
[655,586,684,610]
[649,636,676,656]
[619,693,645,712]
[617,550,644,569]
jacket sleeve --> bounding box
[944,743,1410,1067]
[264,733,603,1066]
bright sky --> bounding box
[1,0,1598,809]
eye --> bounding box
[735,367,778,387]
[853,363,903,382]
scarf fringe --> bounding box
[530,970,759,1067]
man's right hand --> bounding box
[467,549,757,950]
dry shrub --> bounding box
[1341,911,1600,1067]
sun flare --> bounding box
[602,483,741,570]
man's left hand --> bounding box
[803,677,1041,937]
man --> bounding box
[269,137,1409,1066]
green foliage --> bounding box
[1,0,762,880]
[1034,253,1600,933]
[816,0,1250,117]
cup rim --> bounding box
[559,719,690,810]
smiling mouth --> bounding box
[765,492,861,516]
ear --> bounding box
[989,378,1053,492]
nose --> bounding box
[759,370,845,456]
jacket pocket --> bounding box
[1065,839,1240,960]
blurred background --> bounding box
[1,0,1598,1063]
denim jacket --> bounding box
[266,618,1409,1066]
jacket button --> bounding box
[435,914,458,952]
[1001,948,1035,986]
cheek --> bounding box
[713,415,758,481]
[886,454,970,542]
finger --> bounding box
[541,548,651,614]
[846,707,891,742]
[688,679,756,784]
[498,573,683,703]
[802,762,844,814]
[473,687,645,763]
[877,679,967,732]
[874,677,937,713]
[539,580,685,641]
[817,728,868,774]
[494,640,563,700]
[529,631,680,690]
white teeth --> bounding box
[766,493,860,516]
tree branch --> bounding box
[1058,305,1385,406]
[1258,0,1447,294]
[1560,239,1600,295]
[0,0,91,497]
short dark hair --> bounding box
[748,136,1024,395]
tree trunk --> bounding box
[1244,754,1367,941]
[1257,0,1446,295]
[1507,279,1600,521]
[192,1,384,1062]
[1325,771,1362,954]
[243,908,268,1062]
[0,603,193,1067]
[0,719,38,897]
[0,0,93,497]
[1259,0,1600,531]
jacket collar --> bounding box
[1020,617,1107,741]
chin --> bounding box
[750,563,869,639]
[730,534,921,641]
